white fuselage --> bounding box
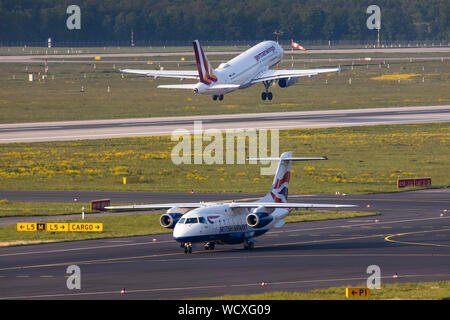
[173,203,288,244]
[194,41,283,95]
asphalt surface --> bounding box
[1,46,449,64]
[1,105,449,143]
[0,188,449,299]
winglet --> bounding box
[193,40,217,85]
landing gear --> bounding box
[261,81,273,101]
[183,242,193,254]
[243,239,255,250]
[212,95,224,101]
[204,242,215,250]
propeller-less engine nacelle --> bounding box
[160,213,183,229]
[246,206,273,228]
[278,77,300,88]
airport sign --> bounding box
[17,222,103,232]
[17,223,37,232]
[346,287,370,298]
[46,223,69,232]
[69,223,103,232]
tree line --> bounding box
[0,0,448,43]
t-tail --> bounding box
[193,40,217,85]
[248,151,328,203]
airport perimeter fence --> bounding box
[1,39,449,49]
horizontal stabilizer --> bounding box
[157,84,198,89]
[248,157,328,161]
[209,84,240,89]
[120,69,199,79]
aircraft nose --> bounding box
[173,223,201,241]
[173,223,184,238]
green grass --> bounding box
[0,55,448,123]
[0,200,91,217]
[0,123,449,194]
[197,281,450,300]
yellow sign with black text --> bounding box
[17,222,103,232]
[346,288,370,298]
[17,223,37,232]
[69,223,103,232]
[46,223,69,232]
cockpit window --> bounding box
[178,218,185,224]
[198,217,206,224]
[185,217,198,224]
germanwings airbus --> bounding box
[120,40,339,101]
[105,152,356,253]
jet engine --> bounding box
[278,77,300,88]
[160,213,183,229]
[246,206,273,228]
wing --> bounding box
[251,67,340,84]
[104,203,205,210]
[120,69,199,80]
[229,202,357,209]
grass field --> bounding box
[0,51,448,123]
[0,206,377,246]
[0,123,448,194]
[198,281,450,300]
[0,200,91,217]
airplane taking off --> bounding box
[120,40,339,101]
[105,152,356,253]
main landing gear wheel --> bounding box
[261,92,273,101]
[204,242,215,250]
[212,95,224,101]
[243,240,254,250]
[261,81,273,101]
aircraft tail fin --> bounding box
[248,152,327,203]
[193,40,217,85]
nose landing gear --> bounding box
[183,242,193,254]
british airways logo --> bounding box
[254,46,276,62]
[207,215,221,224]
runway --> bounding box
[0,188,449,299]
[1,105,449,143]
[1,46,449,64]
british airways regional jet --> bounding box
[105,152,356,253]
[120,40,339,101]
